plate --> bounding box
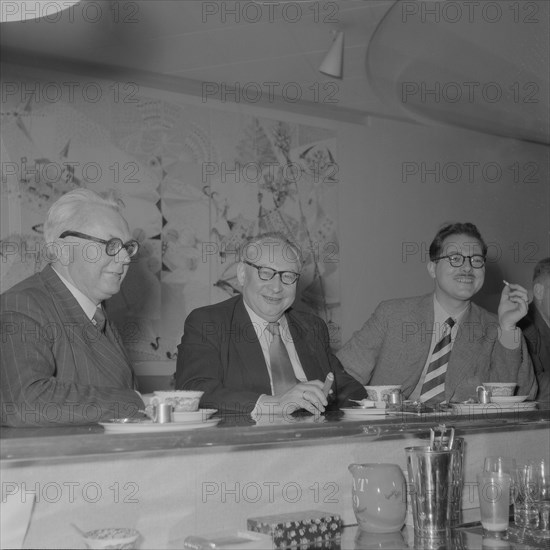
[490,395,528,404]
[341,407,388,419]
[100,418,220,434]
[450,402,537,415]
[172,409,217,423]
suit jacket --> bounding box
[0,265,144,427]
[175,295,367,413]
[336,294,537,403]
[518,304,550,402]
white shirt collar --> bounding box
[51,266,99,320]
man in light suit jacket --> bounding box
[518,258,550,402]
[175,233,367,416]
[337,222,537,404]
[1,189,145,426]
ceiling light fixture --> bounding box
[1,0,81,23]
[318,30,345,79]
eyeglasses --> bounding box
[59,231,140,258]
[433,254,486,269]
[243,260,300,285]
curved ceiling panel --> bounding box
[366,0,549,144]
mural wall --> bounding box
[0,71,341,365]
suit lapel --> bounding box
[286,311,322,380]
[41,265,134,386]
[410,294,435,373]
[446,304,480,397]
[232,298,272,390]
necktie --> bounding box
[266,322,298,395]
[92,306,107,333]
[420,317,456,403]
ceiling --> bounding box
[1,0,548,143]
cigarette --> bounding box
[503,280,510,286]
[323,372,334,395]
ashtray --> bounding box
[82,527,141,549]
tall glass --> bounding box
[514,463,539,529]
[484,457,517,519]
[477,471,511,534]
[533,459,550,535]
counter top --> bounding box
[2,404,549,464]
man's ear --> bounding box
[236,262,246,286]
[533,282,544,302]
[46,238,70,266]
[427,261,436,280]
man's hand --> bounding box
[498,282,529,331]
[258,380,328,416]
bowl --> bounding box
[152,390,204,412]
[82,527,140,549]
[482,382,516,397]
[364,385,402,402]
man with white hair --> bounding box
[176,233,367,416]
[0,189,145,426]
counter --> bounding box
[1,406,549,549]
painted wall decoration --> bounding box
[0,74,341,365]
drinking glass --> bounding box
[484,457,518,519]
[514,463,539,529]
[533,459,550,535]
[477,471,512,534]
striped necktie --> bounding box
[420,317,455,403]
[266,322,298,395]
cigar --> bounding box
[323,372,334,396]
[503,280,510,286]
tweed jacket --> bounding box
[0,265,144,426]
[175,295,367,413]
[336,294,537,403]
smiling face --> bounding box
[237,239,300,322]
[55,205,133,304]
[427,233,485,311]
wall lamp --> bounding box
[1,0,81,22]
[318,30,345,79]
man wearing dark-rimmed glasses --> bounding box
[337,222,537,404]
[0,188,145,426]
[176,232,367,417]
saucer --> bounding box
[100,418,220,434]
[490,395,528,404]
[451,401,537,414]
[172,409,217,423]
[341,407,388,419]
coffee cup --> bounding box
[152,390,204,412]
[481,383,516,397]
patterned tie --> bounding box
[266,322,298,395]
[92,306,107,333]
[420,317,456,403]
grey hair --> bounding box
[43,188,124,244]
[239,232,303,269]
